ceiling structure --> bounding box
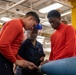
[0,0,73,53]
[0,0,72,34]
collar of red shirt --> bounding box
[19,19,25,27]
[57,23,65,30]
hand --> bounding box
[40,59,50,66]
[40,56,44,62]
[14,60,37,69]
[14,60,26,67]
[26,61,38,69]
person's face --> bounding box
[48,17,60,29]
[24,16,38,30]
[30,29,38,41]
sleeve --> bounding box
[55,26,76,60]
[39,43,45,57]
[16,55,23,60]
[0,21,20,63]
[11,33,24,60]
[34,43,45,66]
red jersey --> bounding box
[49,23,76,60]
[0,19,24,63]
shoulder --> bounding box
[66,25,75,32]
[8,19,23,30]
[37,41,42,46]
[22,39,30,44]
[66,25,74,29]
[51,30,56,38]
[8,19,20,25]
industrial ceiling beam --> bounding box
[33,0,47,7]
[0,0,26,14]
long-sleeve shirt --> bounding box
[16,39,45,75]
[18,39,45,66]
[49,23,76,60]
[0,19,24,63]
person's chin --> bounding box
[52,27,55,29]
[24,27,28,30]
[30,39,34,41]
[52,26,57,29]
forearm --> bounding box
[16,54,23,60]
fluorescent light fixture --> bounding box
[39,3,63,13]
[42,22,50,26]
[1,17,12,22]
[61,11,71,16]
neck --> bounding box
[31,40,36,47]
[21,18,26,29]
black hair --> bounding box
[25,11,40,24]
[47,10,61,19]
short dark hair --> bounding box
[47,10,61,19]
[25,11,40,24]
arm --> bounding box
[0,21,20,63]
[55,26,75,59]
[49,35,53,60]
[0,21,37,69]
[34,43,45,66]
[39,43,45,57]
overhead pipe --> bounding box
[33,0,48,7]
[0,0,45,16]
[0,0,46,22]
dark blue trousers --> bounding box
[0,54,14,75]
